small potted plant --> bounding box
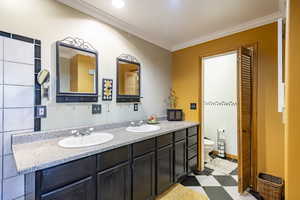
[167,89,183,121]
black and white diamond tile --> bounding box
[181,175,257,200]
[181,166,257,200]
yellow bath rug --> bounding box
[156,184,208,200]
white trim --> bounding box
[277,18,285,113]
[172,12,283,51]
[56,0,173,50]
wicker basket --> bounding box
[257,173,284,200]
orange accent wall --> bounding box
[284,0,300,199]
[172,23,285,178]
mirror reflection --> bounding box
[58,45,97,93]
[118,61,140,96]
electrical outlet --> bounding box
[92,104,102,114]
[35,106,47,118]
[190,103,197,110]
[134,103,138,111]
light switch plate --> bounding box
[35,106,47,118]
[190,103,197,110]
[134,103,138,111]
[92,104,102,114]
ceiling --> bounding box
[57,0,285,51]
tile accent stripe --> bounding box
[34,42,42,131]
[204,101,237,106]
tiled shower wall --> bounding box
[0,36,35,200]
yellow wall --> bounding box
[118,63,139,95]
[70,54,96,93]
[284,0,300,199]
[172,23,285,178]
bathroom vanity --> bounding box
[12,121,199,200]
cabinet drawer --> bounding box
[157,133,173,149]
[38,156,96,194]
[97,146,129,171]
[41,176,95,200]
[187,135,198,147]
[133,138,156,158]
[187,126,198,137]
[174,129,186,142]
[188,156,197,173]
[188,144,198,159]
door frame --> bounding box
[199,43,258,191]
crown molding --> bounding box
[56,0,283,53]
[278,0,287,17]
[56,0,173,50]
[171,12,283,52]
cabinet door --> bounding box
[132,152,155,200]
[97,163,130,200]
[41,176,95,200]
[157,145,174,195]
[188,156,197,173]
[174,140,187,181]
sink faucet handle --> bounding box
[88,128,94,133]
[71,130,80,137]
[138,120,144,126]
[130,122,136,127]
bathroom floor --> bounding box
[205,157,238,175]
[181,159,257,200]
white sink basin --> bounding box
[126,125,160,133]
[58,132,114,148]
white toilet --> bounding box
[204,138,215,163]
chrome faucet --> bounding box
[130,120,144,127]
[72,128,94,137]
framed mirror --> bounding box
[56,38,98,103]
[116,54,141,102]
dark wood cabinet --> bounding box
[37,156,96,194]
[35,126,199,200]
[174,139,187,181]
[97,163,131,200]
[97,146,129,171]
[156,144,173,194]
[188,156,198,173]
[41,176,95,200]
[132,152,156,200]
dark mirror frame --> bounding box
[56,41,99,103]
[116,58,141,103]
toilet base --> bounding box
[204,147,214,163]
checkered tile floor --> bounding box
[181,167,258,200]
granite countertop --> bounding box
[12,120,199,175]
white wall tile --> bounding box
[3,175,25,200]
[0,109,3,132]
[4,85,34,108]
[4,62,34,86]
[0,60,3,84]
[4,108,34,132]
[3,38,34,65]
[4,129,33,155]
[0,180,2,200]
[0,36,3,61]
[0,85,3,108]
[0,132,3,157]
[0,155,3,180]
[15,195,25,200]
[3,154,18,179]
